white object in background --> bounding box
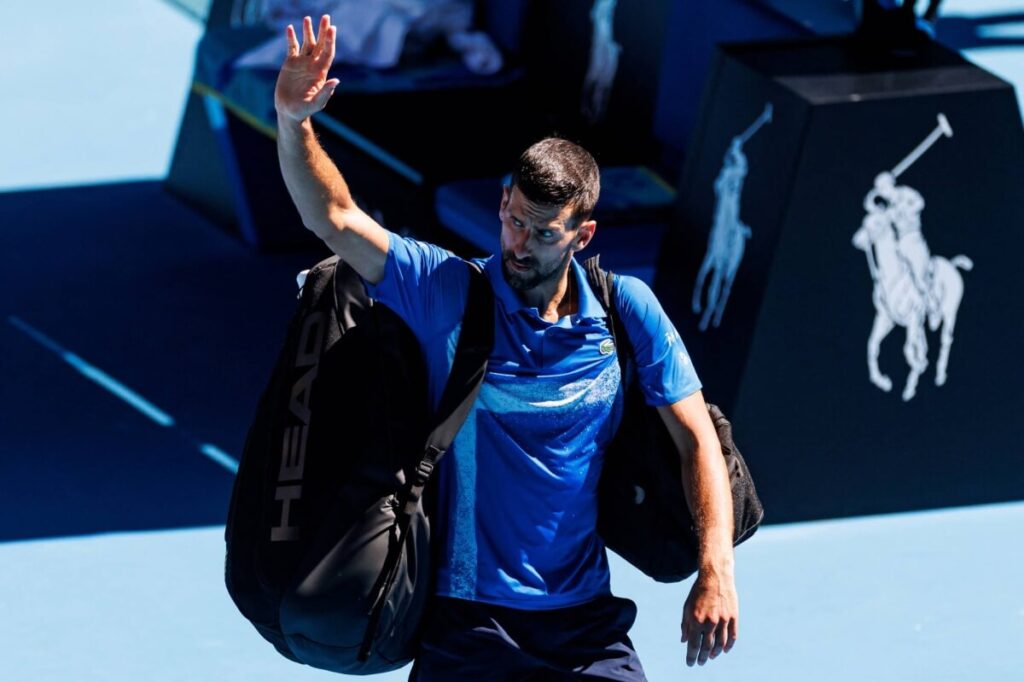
[581,0,621,123]
[235,0,501,74]
[691,104,773,332]
[851,113,972,402]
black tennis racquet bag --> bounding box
[224,255,491,674]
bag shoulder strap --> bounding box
[401,261,493,511]
[583,255,633,385]
[426,261,493,455]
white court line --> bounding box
[200,443,240,474]
[8,315,240,473]
[9,315,176,427]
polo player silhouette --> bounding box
[866,172,941,329]
[852,114,972,401]
[692,104,772,332]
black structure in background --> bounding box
[656,36,1024,522]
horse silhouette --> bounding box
[691,105,773,332]
[692,139,752,331]
[852,211,972,401]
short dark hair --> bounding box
[509,138,600,228]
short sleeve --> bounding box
[363,232,469,340]
[613,274,702,406]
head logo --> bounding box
[851,114,972,402]
[270,309,326,541]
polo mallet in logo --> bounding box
[891,113,954,180]
[736,103,774,146]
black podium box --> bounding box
[655,37,1024,522]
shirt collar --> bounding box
[482,255,608,319]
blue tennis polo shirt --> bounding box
[366,233,701,609]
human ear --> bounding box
[574,220,597,251]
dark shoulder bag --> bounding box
[225,255,492,674]
[584,255,765,583]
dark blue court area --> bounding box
[1,181,322,540]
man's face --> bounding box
[498,186,593,291]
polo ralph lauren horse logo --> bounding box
[852,114,973,402]
[692,104,772,332]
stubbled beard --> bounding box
[501,249,571,291]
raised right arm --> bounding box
[275,15,389,284]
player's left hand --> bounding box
[681,569,739,666]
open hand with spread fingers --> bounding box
[275,15,340,123]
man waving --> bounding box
[274,15,739,679]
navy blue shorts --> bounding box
[408,595,648,681]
